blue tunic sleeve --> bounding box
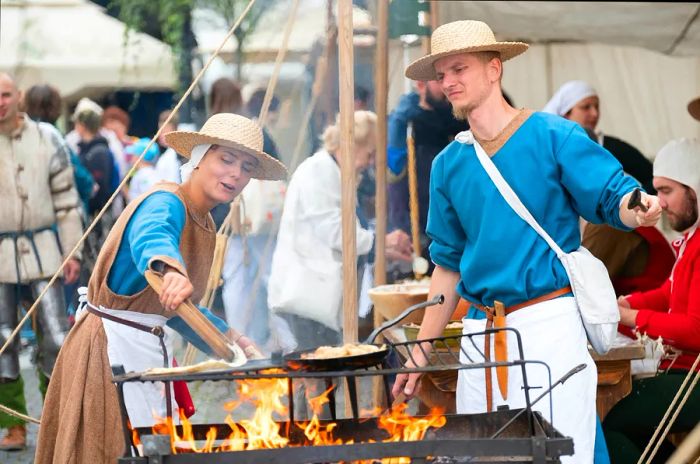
[427,148,466,272]
[554,124,639,230]
[106,191,230,356]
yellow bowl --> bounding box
[368,284,430,324]
[402,322,463,348]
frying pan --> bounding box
[283,294,445,372]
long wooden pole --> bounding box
[373,0,389,290]
[372,0,390,408]
[338,0,357,344]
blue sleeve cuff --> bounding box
[166,306,230,356]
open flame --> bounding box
[139,371,446,461]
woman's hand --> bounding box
[159,270,194,312]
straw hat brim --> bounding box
[405,42,529,81]
[164,131,287,181]
[689,97,700,122]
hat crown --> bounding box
[200,113,264,152]
[431,20,497,56]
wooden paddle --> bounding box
[145,270,264,361]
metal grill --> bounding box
[113,326,580,463]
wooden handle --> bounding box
[145,270,237,362]
[407,130,421,260]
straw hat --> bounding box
[688,96,700,122]
[165,113,287,181]
[405,20,529,81]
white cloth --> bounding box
[128,166,159,202]
[457,297,596,464]
[654,138,700,229]
[76,288,177,428]
[179,143,211,182]
[542,80,597,116]
[155,147,182,184]
[268,150,374,329]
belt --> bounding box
[86,304,174,419]
[471,286,572,412]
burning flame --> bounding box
[141,372,446,460]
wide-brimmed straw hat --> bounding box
[165,113,287,181]
[688,97,700,122]
[405,20,529,81]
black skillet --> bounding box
[283,294,445,372]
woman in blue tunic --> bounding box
[36,114,287,464]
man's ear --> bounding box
[415,80,427,95]
[487,58,503,83]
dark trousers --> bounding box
[603,370,700,463]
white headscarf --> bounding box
[654,138,700,230]
[179,143,212,182]
[542,80,598,116]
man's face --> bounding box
[566,96,600,131]
[0,75,20,125]
[423,80,449,110]
[434,53,496,118]
[653,176,698,232]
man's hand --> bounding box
[385,229,413,262]
[617,295,630,308]
[63,258,80,285]
[392,351,429,400]
[621,191,662,228]
[618,305,639,328]
[159,270,193,312]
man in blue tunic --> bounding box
[391,21,662,463]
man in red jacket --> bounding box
[603,138,700,464]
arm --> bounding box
[392,154,466,398]
[630,276,700,352]
[555,125,654,229]
[44,124,84,280]
[297,165,374,255]
[125,193,235,353]
[387,93,420,175]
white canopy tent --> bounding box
[0,0,176,99]
[388,1,700,159]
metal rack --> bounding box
[113,326,578,463]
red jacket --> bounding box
[627,230,700,371]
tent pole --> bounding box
[373,0,389,291]
[338,0,358,344]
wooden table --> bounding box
[384,328,645,419]
[590,344,646,420]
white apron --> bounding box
[77,288,177,428]
[457,297,596,464]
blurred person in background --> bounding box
[0,73,83,450]
[268,111,412,351]
[155,109,183,184]
[125,137,162,202]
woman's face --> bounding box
[354,143,375,174]
[194,145,257,206]
[566,95,600,131]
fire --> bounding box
[149,372,446,459]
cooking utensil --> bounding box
[145,270,263,361]
[284,294,445,372]
[627,188,648,212]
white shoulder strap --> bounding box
[464,131,566,258]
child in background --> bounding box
[126,138,161,202]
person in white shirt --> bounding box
[126,138,161,202]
